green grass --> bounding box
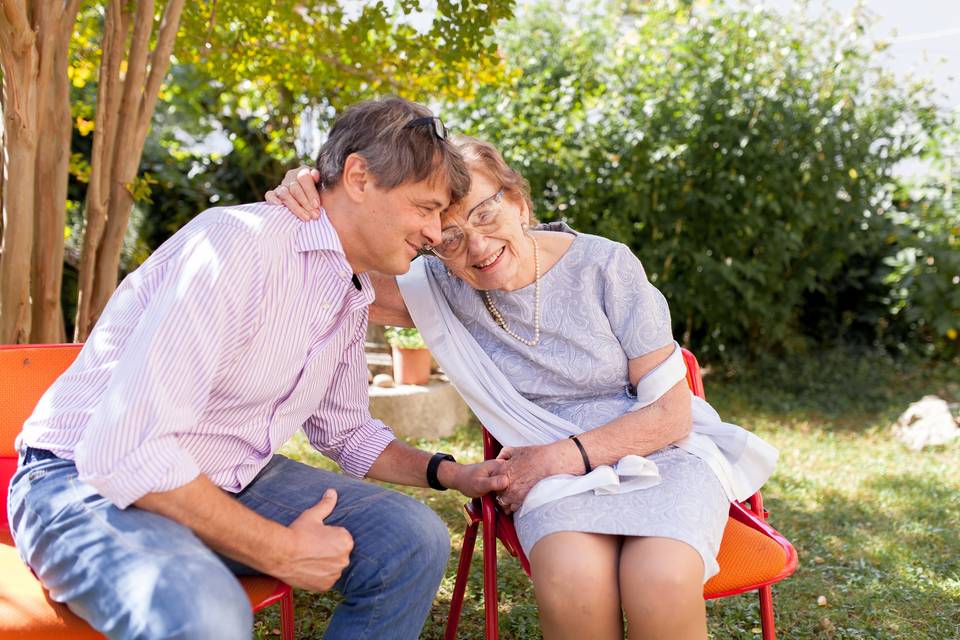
[255,350,960,639]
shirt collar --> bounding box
[295,209,375,305]
[294,208,346,255]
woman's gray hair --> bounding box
[315,97,470,202]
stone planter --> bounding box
[391,346,431,385]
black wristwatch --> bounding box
[427,452,456,491]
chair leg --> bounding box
[445,521,480,640]
[280,587,295,640]
[759,585,776,640]
[481,495,499,640]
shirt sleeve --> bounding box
[601,242,674,358]
[74,221,265,508]
[302,313,396,478]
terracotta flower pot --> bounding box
[391,346,431,385]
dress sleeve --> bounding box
[601,242,674,358]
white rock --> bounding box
[371,373,395,388]
[891,395,960,451]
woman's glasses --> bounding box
[425,188,506,260]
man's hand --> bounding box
[274,489,354,592]
[494,442,579,514]
[438,459,510,498]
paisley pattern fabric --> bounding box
[515,446,729,581]
[424,222,672,429]
[424,222,729,581]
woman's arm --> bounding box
[496,343,692,512]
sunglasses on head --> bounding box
[402,116,448,141]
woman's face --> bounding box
[435,170,532,292]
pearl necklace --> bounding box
[482,234,541,346]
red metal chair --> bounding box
[445,348,797,640]
[0,344,295,640]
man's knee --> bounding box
[394,497,450,572]
[345,493,450,594]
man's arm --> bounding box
[365,439,508,498]
[135,476,352,591]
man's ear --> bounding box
[341,153,370,202]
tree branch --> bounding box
[140,0,185,138]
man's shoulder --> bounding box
[191,202,298,239]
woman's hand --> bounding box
[265,166,322,221]
[494,441,580,514]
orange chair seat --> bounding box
[704,516,788,597]
[0,529,284,639]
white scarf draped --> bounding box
[397,259,778,517]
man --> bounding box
[9,97,506,639]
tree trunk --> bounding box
[75,0,126,341]
[0,5,39,344]
[1,87,5,241]
[76,0,185,340]
[30,1,79,344]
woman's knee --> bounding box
[530,533,621,611]
[620,539,704,608]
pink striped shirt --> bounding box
[18,203,395,508]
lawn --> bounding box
[255,350,960,639]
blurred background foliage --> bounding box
[444,0,958,363]
[63,0,958,364]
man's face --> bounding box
[362,174,450,275]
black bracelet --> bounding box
[568,435,592,474]
[427,452,456,490]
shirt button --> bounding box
[321,301,331,310]
[338,270,349,278]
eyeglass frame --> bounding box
[401,116,448,141]
[423,188,507,260]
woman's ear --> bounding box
[341,153,369,202]
[518,198,532,227]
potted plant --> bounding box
[383,326,431,385]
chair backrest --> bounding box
[482,347,706,460]
[0,344,83,528]
[680,348,705,400]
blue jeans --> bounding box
[7,448,450,640]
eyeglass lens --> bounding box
[431,190,505,258]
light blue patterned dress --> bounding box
[423,222,730,581]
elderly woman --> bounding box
[267,136,776,640]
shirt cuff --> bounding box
[76,436,201,509]
[335,419,396,478]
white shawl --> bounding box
[397,259,778,517]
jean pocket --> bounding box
[10,458,81,526]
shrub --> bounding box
[384,326,428,350]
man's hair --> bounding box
[316,97,470,202]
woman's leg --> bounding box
[529,531,623,640]
[619,536,707,640]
